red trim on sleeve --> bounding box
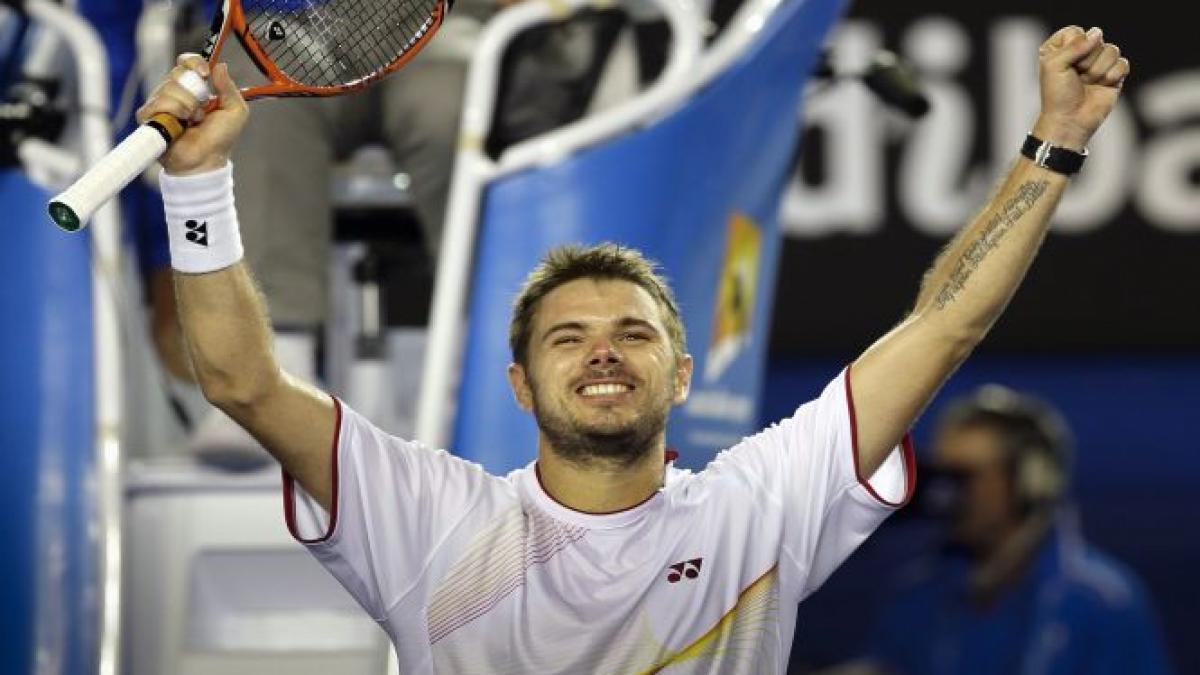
[843,364,917,508]
[282,396,343,544]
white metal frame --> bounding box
[415,0,795,450]
[19,2,125,674]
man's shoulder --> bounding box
[660,461,784,532]
[340,404,519,485]
[1057,543,1151,614]
[667,455,754,500]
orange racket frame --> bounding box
[48,0,450,231]
[204,0,449,100]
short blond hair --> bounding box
[509,243,687,366]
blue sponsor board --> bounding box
[452,0,847,473]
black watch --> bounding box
[1021,133,1088,175]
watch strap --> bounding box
[1021,133,1087,175]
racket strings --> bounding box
[242,0,439,88]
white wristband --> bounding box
[159,162,244,273]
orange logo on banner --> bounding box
[705,213,762,383]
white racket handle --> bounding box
[49,68,211,232]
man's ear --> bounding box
[672,354,694,405]
[508,362,534,412]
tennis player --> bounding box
[139,24,1128,673]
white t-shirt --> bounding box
[284,368,914,673]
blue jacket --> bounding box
[868,522,1173,675]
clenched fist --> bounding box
[1033,26,1131,151]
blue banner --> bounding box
[453,0,847,473]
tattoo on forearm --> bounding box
[933,179,1050,309]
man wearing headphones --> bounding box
[861,386,1173,675]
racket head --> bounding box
[205,0,450,101]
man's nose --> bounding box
[587,341,622,367]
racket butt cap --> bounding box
[48,200,82,232]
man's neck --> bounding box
[536,441,666,514]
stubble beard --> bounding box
[530,380,671,469]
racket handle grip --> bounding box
[48,112,185,232]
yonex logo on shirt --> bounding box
[666,558,703,583]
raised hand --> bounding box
[1033,26,1131,151]
[135,54,249,176]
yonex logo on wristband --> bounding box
[161,163,242,273]
[184,219,209,246]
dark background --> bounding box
[772,0,1199,355]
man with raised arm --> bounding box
[139,24,1128,673]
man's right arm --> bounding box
[176,260,337,510]
[139,56,336,511]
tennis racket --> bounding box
[48,0,451,231]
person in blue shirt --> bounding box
[860,386,1173,675]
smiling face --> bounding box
[507,277,693,467]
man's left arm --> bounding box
[850,26,1130,477]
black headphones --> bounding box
[938,385,1074,515]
